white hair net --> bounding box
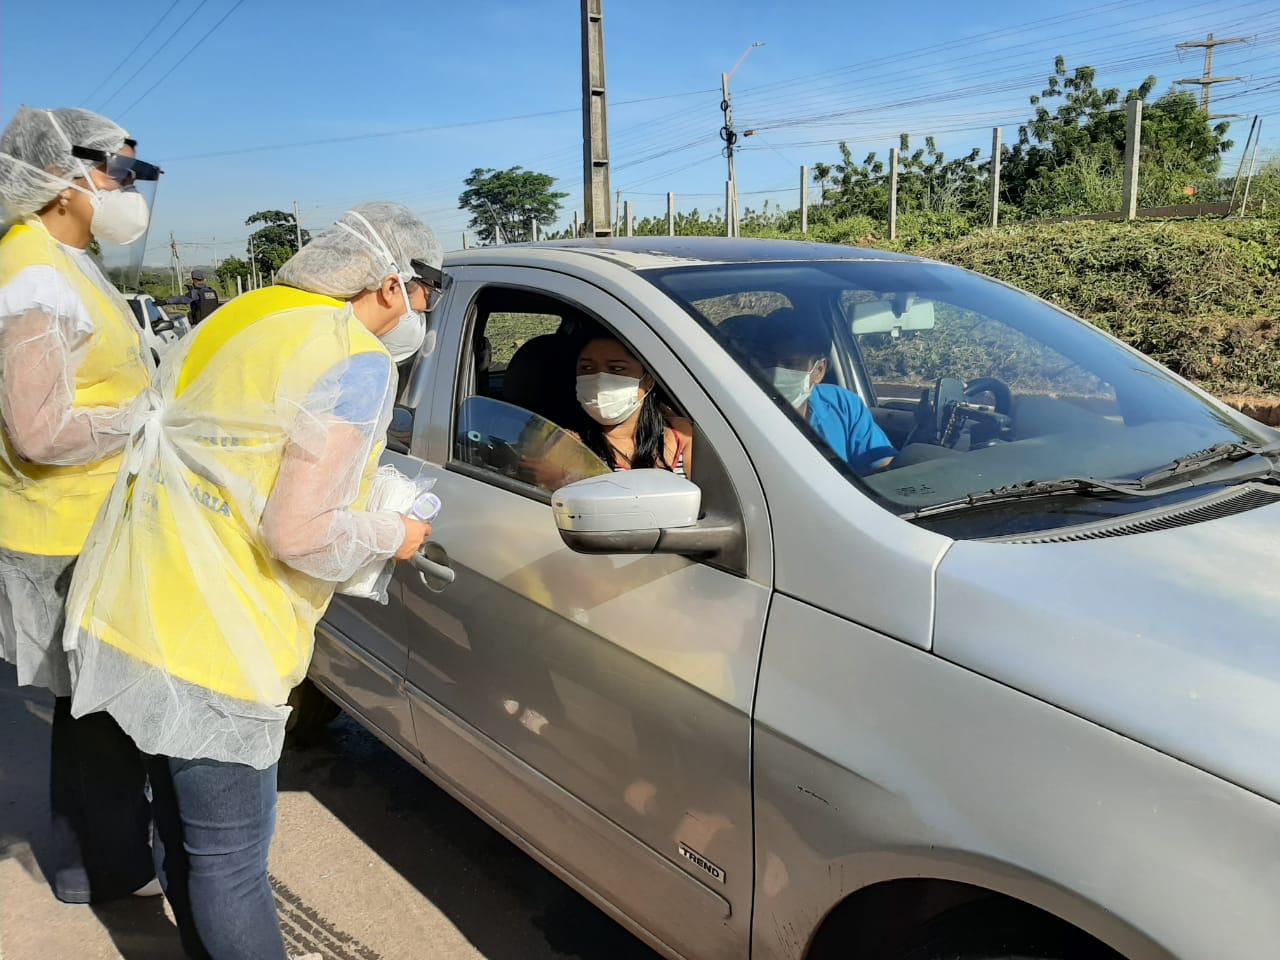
[277,202,443,299]
[0,107,130,224]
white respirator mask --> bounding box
[378,278,427,363]
[576,373,644,425]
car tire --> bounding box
[285,678,342,741]
[892,899,1121,960]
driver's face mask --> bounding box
[767,363,818,410]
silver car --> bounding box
[306,238,1280,960]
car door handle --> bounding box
[410,551,456,584]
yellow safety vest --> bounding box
[74,286,391,705]
[0,221,150,555]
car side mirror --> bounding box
[552,469,739,559]
[388,404,413,454]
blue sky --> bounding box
[3,0,1278,267]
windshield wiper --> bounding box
[1131,441,1280,487]
[900,441,1280,521]
[900,476,1153,520]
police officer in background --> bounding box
[178,268,220,325]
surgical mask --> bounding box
[577,373,643,425]
[767,364,817,410]
[378,281,427,362]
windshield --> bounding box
[646,259,1275,529]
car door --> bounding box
[308,283,462,759]
[393,264,772,960]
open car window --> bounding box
[454,396,609,494]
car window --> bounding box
[144,299,164,326]
[452,286,698,498]
[645,261,1272,535]
[846,293,1119,416]
[455,396,609,493]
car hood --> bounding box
[934,491,1280,803]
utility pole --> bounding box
[720,41,764,239]
[1176,33,1246,118]
[666,193,675,236]
[581,0,613,236]
[169,231,181,296]
[292,200,304,250]
[573,210,581,237]
[623,200,632,237]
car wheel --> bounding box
[892,900,1121,960]
[285,678,341,741]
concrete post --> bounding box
[888,147,899,242]
[989,127,1002,228]
[1122,99,1143,220]
[573,210,581,237]
[800,165,809,234]
[623,200,632,236]
[667,192,675,236]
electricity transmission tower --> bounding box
[1176,33,1248,119]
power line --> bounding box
[97,1,210,111]
[84,0,184,106]
[165,86,715,161]
[119,0,249,119]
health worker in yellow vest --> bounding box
[64,202,439,960]
[0,106,162,904]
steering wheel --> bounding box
[963,376,1013,416]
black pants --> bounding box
[49,697,155,903]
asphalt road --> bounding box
[0,663,661,960]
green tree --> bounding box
[1003,56,1232,213]
[811,161,833,206]
[217,255,251,287]
[244,209,310,280]
[458,167,568,244]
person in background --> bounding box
[737,309,896,474]
[63,202,441,960]
[0,106,162,903]
[171,268,220,325]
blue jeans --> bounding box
[146,755,287,960]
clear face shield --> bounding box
[70,146,162,292]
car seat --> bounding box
[501,334,585,431]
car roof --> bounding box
[443,236,926,272]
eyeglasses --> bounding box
[70,145,162,187]
[408,259,446,311]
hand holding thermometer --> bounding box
[410,491,442,523]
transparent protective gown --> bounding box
[0,219,151,695]
[63,294,404,768]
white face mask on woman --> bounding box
[85,185,150,245]
[576,373,643,425]
[767,363,817,410]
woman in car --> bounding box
[573,327,693,476]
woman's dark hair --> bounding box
[574,328,672,471]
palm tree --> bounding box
[812,162,832,206]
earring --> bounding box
[58,194,70,210]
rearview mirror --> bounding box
[850,296,936,337]
[553,469,739,558]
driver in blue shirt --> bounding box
[735,310,896,474]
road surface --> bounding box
[0,663,660,959]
